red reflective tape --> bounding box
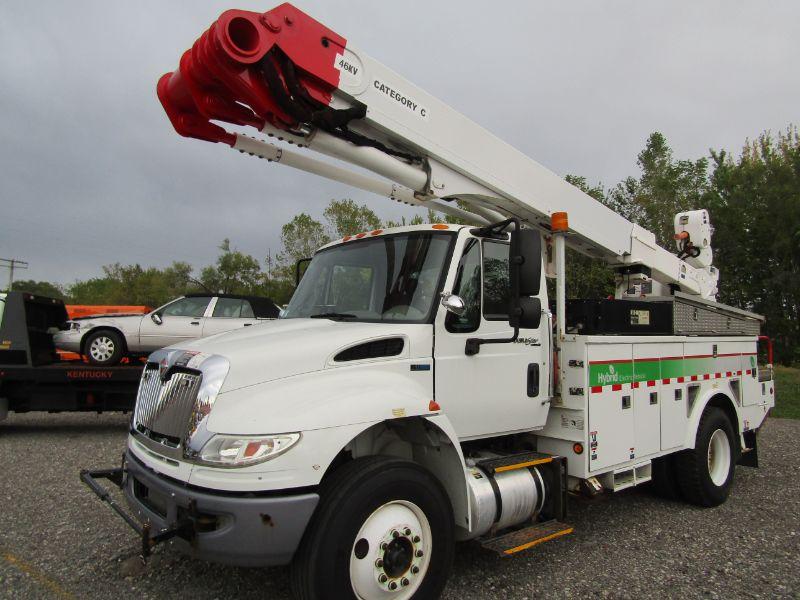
[632,382,640,389]
[590,386,603,394]
[677,377,685,383]
[589,359,632,365]
[715,373,722,379]
[611,384,623,391]
[703,374,710,380]
[737,370,742,376]
[726,371,732,377]
[647,380,656,387]
[662,378,670,385]
[691,375,698,381]
[746,369,752,375]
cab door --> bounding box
[434,235,549,440]
[138,296,212,350]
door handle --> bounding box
[527,363,540,397]
[190,321,200,326]
[243,323,253,326]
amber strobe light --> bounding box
[551,212,569,232]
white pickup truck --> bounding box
[55,293,280,365]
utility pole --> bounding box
[0,258,28,292]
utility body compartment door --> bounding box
[587,343,634,472]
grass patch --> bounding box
[773,366,800,419]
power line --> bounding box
[0,257,28,292]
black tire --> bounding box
[650,453,681,501]
[290,456,455,600]
[83,330,124,366]
[674,407,738,507]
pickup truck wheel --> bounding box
[84,330,124,366]
[674,407,737,507]
[290,456,454,600]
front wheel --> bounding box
[291,456,454,600]
[675,407,738,507]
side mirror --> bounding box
[295,257,312,286]
[440,293,466,316]
[509,227,542,329]
[151,313,163,325]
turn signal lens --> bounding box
[198,433,301,467]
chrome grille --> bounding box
[135,365,202,445]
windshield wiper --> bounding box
[309,312,357,321]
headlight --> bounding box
[197,433,300,467]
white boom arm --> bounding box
[158,4,718,299]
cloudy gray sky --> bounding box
[1,1,797,286]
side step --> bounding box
[481,520,574,556]
[475,451,554,475]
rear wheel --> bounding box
[675,407,738,507]
[84,330,124,366]
[291,456,454,600]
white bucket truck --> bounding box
[83,5,775,598]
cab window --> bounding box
[446,239,481,333]
[482,240,510,320]
[162,296,211,317]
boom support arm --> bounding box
[157,2,718,299]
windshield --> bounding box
[282,232,454,323]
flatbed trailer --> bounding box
[0,292,141,421]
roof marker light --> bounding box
[432,224,449,230]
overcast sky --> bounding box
[1,1,797,286]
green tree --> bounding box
[608,132,709,247]
[200,239,263,295]
[707,127,800,364]
[11,279,66,300]
[323,199,382,238]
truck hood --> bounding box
[172,318,433,393]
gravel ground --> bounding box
[0,412,797,599]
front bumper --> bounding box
[83,450,319,567]
[53,330,81,352]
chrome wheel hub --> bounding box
[349,500,431,600]
[707,428,731,487]
[89,336,115,362]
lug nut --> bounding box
[375,558,383,568]
[392,530,400,538]
[401,578,410,587]
[411,565,420,574]
[389,581,398,591]
[412,535,421,543]
[381,542,388,551]
[379,574,388,583]
[404,527,411,536]
[415,549,424,558]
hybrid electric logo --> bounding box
[597,364,619,385]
